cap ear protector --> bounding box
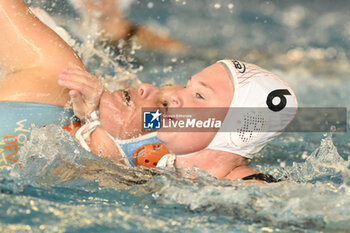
[133,143,169,168]
[205,60,298,159]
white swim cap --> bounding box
[206,60,298,159]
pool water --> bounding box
[1,0,350,232]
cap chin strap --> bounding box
[75,111,101,152]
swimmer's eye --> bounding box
[196,93,205,100]
[158,101,168,113]
[162,101,168,110]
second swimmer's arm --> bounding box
[0,0,86,106]
[0,0,84,72]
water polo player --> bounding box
[157,60,298,181]
[58,65,181,163]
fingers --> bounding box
[59,67,100,89]
[58,77,98,96]
[58,66,104,95]
[58,65,104,119]
[61,80,102,111]
[69,89,82,99]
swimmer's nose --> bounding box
[170,93,182,107]
[138,84,158,99]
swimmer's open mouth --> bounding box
[121,90,131,106]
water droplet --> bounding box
[214,3,221,9]
[147,2,154,8]
[330,125,336,132]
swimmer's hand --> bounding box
[58,64,104,121]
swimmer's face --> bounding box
[99,84,183,139]
[158,63,233,154]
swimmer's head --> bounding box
[99,84,183,139]
[158,63,233,154]
[158,60,297,158]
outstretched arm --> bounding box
[0,0,85,106]
[81,0,186,53]
[0,0,42,72]
[0,0,84,72]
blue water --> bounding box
[1,0,350,232]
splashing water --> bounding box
[30,2,143,92]
[1,126,349,232]
[282,134,348,183]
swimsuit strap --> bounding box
[242,173,281,183]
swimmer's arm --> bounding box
[82,0,186,52]
[58,64,104,121]
[83,0,132,41]
[132,26,187,53]
[0,0,84,73]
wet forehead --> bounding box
[160,84,184,94]
[192,63,233,93]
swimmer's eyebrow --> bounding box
[160,84,174,87]
[198,81,214,91]
[189,77,214,92]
